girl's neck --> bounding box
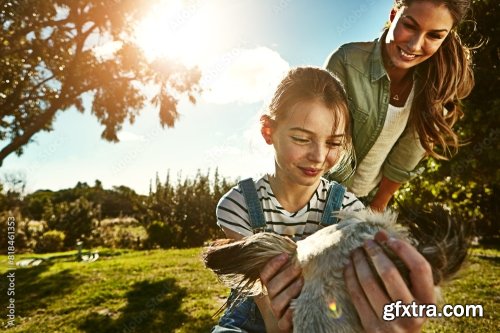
[267,173,319,213]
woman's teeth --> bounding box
[400,48,416,59]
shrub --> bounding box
[35,230,66,253]
[48,197,98,247]
[146,220,176,248]
[90,218,147,249]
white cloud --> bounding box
[117,131,145,142]
[204,145,241,165]
[202,125,275,181]
[201,47,290,105]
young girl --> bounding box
[211,66,363,332]
[211,67,436,332]
[325,0,475,211]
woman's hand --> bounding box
[259,253,303,332]
[344,231,435,333]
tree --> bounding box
[142,169,232,248]
[0,0,201,165]
[48,196,99,247]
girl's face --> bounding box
[263,99,346,188]
[384,1,454,71]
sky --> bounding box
[2,0,394,195]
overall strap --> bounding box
[319,181,346,227]
[238,178,267,233]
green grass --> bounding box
[0,247,498,332]
[0,248,228,333]
[424,248,499,332]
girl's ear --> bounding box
[260,115,273,145]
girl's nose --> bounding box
[308,143,327,163]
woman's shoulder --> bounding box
[335,40,378,55]
[326,40,380,70]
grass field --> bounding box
[0,247,498,332]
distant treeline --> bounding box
[1,156,498,255]
[0,170,235,253]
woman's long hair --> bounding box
[396,0,475,159]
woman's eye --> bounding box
[428,33,444,40]
[403,22,415,30]
[326,141,342,148]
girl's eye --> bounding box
[291,136,309,143]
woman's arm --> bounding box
[382,127,427,191]
[345,230,435,332]
[369,176,401,211]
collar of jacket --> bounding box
[369,37,387,82]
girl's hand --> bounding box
[344,231,435,333]
[260,253,303,332]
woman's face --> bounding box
[263,99,346,188]
[384,1,455,71]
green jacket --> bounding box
[325,38,426,186]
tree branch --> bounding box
[0,99,63,166]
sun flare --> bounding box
[134,0,222,67]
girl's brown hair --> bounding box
[397,0,475,159]
[265,66,355,175]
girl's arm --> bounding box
[258,254,303,333]
[221,227,301,333]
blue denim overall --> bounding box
[211,178,346,333]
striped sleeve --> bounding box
[216,187,254,237]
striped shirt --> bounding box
[216,175,364,239]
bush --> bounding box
[146,220,177,248]
[35,230,66,253]
[48,197,98,247]
[89,218,147,249]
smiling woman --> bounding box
[134,0,223,67]
[324,0,475,210]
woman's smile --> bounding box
[398,46,419,60]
